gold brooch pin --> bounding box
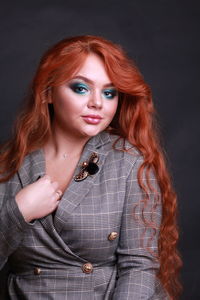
[74,152,99,182]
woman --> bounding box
[0,35,182,299]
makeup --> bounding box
[82,114,102,125]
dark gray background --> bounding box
[0,1,199,299]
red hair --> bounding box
[0,35,182,298]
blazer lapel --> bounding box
[17,148,46,187]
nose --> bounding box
[87,90,103,109]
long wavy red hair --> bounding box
[0,35,182,298]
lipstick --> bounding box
[82,115,102,125]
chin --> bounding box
[79,122,110,138]
[81,128,104,138]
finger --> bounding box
[56,190,62,197]
[51,181,59,190]
[42,175,51,182]
[51,200,60,213]
[55,200,60,207]
[55,189,63,200]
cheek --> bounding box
[55,95,84,115]
[106,100,118,118]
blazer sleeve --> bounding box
[112,155,169,299]
[0,181,35,270]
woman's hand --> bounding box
[15,175,62,223]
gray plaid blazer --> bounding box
[0,131,169,299]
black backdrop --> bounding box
[0,1,199,299]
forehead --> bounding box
[74,53,112,85]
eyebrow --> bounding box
[71,75,115,88]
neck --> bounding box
[44,126,90,160]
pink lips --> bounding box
[82,114,102,125]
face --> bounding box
[50,54,118,140]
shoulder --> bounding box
[97,131,144,176]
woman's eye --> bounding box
[70,83,89,95]
[103,89,117,99]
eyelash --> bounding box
[70,83,89,94]
[69,82,117,99]
[102,90,117,99]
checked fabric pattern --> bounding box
[0,131,169,299]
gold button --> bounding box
[82,262,93,274]
[108,232,118,241]
[34,267,41,275]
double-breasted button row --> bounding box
[33,232,118,277]
[82,262,93,274]
[108,232,118,241]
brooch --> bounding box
[74,152,99,182]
